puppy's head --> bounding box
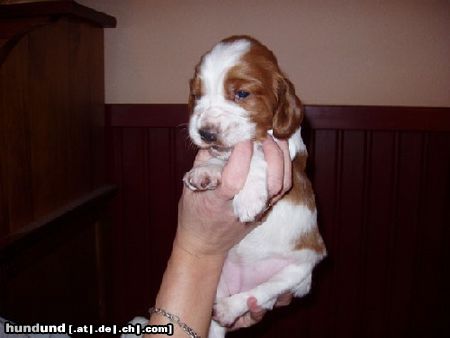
[188,36,303,151]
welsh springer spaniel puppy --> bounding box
[184,36,326,338]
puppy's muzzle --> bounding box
[199,128,218,143]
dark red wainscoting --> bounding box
[106,104,450,338]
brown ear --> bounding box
[188,65,202,113]
[187,77,196,113]
[273,75,303,139]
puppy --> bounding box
[184,36,326,338]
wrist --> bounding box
[173,232,227,264]
[151,235,226,337]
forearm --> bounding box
[146,237,226,337]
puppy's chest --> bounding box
[221,200,316,294]
[230,199,317,260]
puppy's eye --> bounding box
[191,93,201,100]
[235,90,250,100]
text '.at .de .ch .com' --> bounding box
[4,322,174,335]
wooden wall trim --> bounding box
[0,185,116,253]
[107,104,450,131]
[305,105,450,131]
[106,104,189,128]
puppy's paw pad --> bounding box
[183,166,221,191]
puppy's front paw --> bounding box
[213,295,247,327]
[183,165,222,191]
[233,186,268,222]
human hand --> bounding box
[175,137,292,258]
[228,293,294,331]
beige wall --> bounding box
[79,0,449,106]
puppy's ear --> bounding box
[273,74,303,139]
[188,66,202,113]
[188,77,196,113]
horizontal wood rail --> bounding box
[305,105,450,131]
[0,185,116,252]
[107,104,450,131]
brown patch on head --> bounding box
[295,228,326,254]
[284,152,316,211]
[221,36,303,140]
[223,37,278,140]
[188,66,202,113]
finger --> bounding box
[262,136,284,198]
[275,139,293,194]
[218,141,253,199]
[270,139,292,204]
[274,292,293,307]
[247,297,266,322]
[227,314,253,331]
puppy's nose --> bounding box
[199,129,218,143]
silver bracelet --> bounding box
[149,307,201,338]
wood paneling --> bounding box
[0,30,33,234]
[107,104,450,338]
[0,186,115,323]
[106,105,196,322]
[0,16,107,234]
[0,1,115,328]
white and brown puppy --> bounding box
[184,36,326,338]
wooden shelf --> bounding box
[0,0,116,28]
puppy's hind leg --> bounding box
[213,252,319,326]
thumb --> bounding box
[218,141,253,199]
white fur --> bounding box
[211,201,323,330]
[200,39,251,98]
[231,202,318,260]
[213,251,319,326]
[232,143,268,222]
[184,38,325,338]
[189,40,255,149]
[288,127,306,159]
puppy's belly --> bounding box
[219,257,292,296]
